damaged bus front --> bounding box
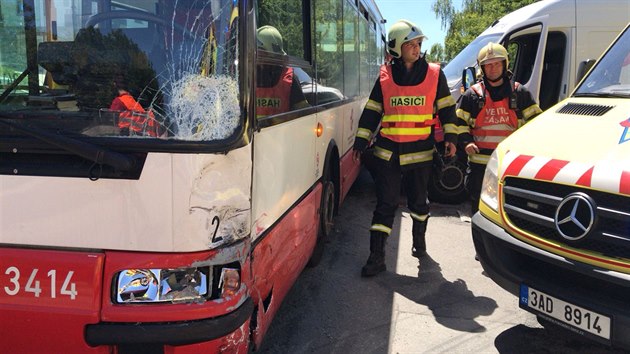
[0,0,253,352]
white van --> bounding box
[472,22,630,349]
[430,0,630,204]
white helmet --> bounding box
[477,42,509,67]
[387,20,427,58]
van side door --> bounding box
[500,16,550,108]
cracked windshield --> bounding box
[0,0,240,142]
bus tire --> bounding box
[428,148,469,204]
[307,174,335,267]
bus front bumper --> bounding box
[85,297,253,347]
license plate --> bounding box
[0,248,104,311]
[519,284,611,340]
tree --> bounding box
[425,43,445,64]
[432,0,539,61]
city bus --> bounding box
[0,0,385,352]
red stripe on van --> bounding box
[535,159,570,181]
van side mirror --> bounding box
[576,59,596,83]
[461,67,477,93]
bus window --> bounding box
[257,0,306,60]
[343,0,360,98]
[314,0,345,102]
[0,0,242,142]
[255,24,310,119]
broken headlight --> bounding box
[115,268,209,304]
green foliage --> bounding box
[70,28,158,109]
[258,0,305,58]
[432,0,539,60]
[426,43,446,63]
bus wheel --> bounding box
[308,180,335,267]
[428,150,469,204]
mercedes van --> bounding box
[472,23,630,349]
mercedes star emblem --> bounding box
[554,193,595,241]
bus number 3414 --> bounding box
[3,267,78,299]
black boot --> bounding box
[412,219,428,258]
[361,232,386,277]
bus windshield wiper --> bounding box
[0,117,135,172]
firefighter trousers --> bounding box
[370,158,431,235]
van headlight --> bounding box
[115,268,209,303]
[480,150,500,212]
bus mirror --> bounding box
[461,67,476,92]
[576,59,596,83]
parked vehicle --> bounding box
[472,23,630,349]
[430,0,630,204]
[0,0,385,352]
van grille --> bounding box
[556,103,614,116]
[502,177,630,260]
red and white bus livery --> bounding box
[0,0,385,352]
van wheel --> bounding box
[428,149,469,204]
[307,179,335,267]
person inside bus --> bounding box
[256,25,309,118]
[111,75,162,137]
[352,19,460,277]
[457,42,542,216]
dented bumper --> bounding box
[85,297,253,346]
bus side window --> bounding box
[314,0,345,104]
[256,1,310,119]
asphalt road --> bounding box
[257,168,624,354]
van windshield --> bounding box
[0,0,240,144]
[443,34,501,88]
[574,26,630,98]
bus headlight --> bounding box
[115,268,209,304]
[480,150,499,212]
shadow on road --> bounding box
[257,168,625,353]
[377,254,497,333]
[494,324,625,354]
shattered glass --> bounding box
[0,0,241,142]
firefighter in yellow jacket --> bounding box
[457,42,542,215]
[353,20,459,277]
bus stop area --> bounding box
[258,168,624,353]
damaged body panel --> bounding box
[0,0,385,351]
[1,147,251,252]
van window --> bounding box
[539,32,567,110]
[506,25,542,85]
[442,34,501,87]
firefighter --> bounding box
[111,76,161,137]
[353,19,459,277]
[256,25,309,118]
[457,42,542,215]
